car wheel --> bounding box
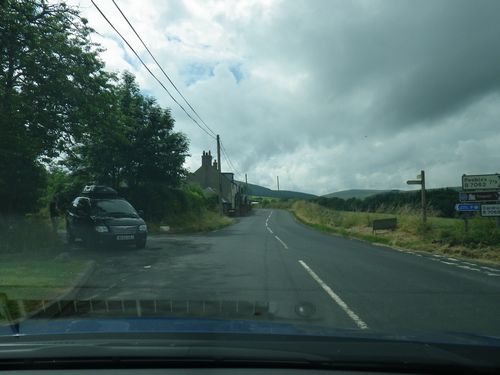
[136,239,147,249]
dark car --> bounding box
[66,185,147,249]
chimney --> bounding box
[202,150,212,168]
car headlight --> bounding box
[138,224,147,232]
[95,225,109,233]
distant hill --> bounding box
[323,189,398,200]
[236,182,317,200]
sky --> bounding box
[68,0,500,195]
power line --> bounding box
[221,142,242,179]
[91,0,216,140]
[220,143,236,172]
[111,0,217,138]
[93,1,244,178]
[221,151,240,180]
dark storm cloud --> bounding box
[371,0,500,128]
[246,0,500,130]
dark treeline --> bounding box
[0,0,204,221]
[314,188,459,218]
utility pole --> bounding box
[277,176,280,191]
[216,135,223,214]
[245,173,248,193]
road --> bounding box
[63,209,500,336]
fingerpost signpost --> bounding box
[407,170,426,226]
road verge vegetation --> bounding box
[149,209,233,234]
[0,215,64,255]
[0,216,94,323]
[287,201,500,265]
[126,183,233,234]
[0,259,93,324]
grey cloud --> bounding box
[85,0,500,194]
[236,0,500,130]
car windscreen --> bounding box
[91,199,137,217]
[3,0,500,372]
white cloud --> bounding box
[71,0,500,195]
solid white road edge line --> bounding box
[267,227,274,234]
[274,235,288,249]
[298,260,369,330]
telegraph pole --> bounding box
[277,176,280,191]
[216,135,223,214]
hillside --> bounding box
[236,182,317,200]
[323,189,398,200]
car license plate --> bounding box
[116,235,134,240]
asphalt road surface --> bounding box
[64,209,500,336]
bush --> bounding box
[463,218,500,246]
[0,214,64,256]
[260,198,294,209]
[0,158,48,215]
[121,183,209,221]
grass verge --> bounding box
[289,201,500,265]
[0,260,93,324]
[148,208,234,234]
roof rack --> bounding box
[81,185,118,198]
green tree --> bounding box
[0,0,109,214]
[114,72,189,190]
[68,72,190,219]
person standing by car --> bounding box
[49,196,60,232]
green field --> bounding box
[286,201,500,264]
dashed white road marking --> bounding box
[265,211,286,249]
[456,265,482,272]
[441,261,457,266]
[480,266,500,272]
[426,256,500,277]
[274,235,288,249]
[299,260,368,330]
[265,211,273,227]
[462,261,477,267]
[398,249,500,277]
